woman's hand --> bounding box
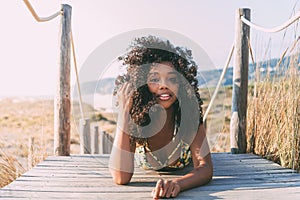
[117,82,134,133]
[151,179,181,199]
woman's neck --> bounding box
[146,105,176,149]
[164,106,175,130]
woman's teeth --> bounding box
[158,94,171,100]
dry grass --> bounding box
[0,98,82,188]
[200,86,232,152]
[0,150,25,188]
[0,136,49,188]
[247,55,300,171]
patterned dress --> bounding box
[135,139,192,170]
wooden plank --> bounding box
[1,153,300,199]
[2,179,300,193]
[5,176,300,191]
[1,186,300,200]
[8,170,300,186]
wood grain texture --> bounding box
[54,4,72,156]
[1,153,300,199]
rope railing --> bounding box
[203,44,235,123]
[23,0,62,22]
[71,31,86,122]
[241,10,300,33]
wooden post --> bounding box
[230,8,250,154]
[79,118,91,154]
[98,130,113,154]
[28,137,34,169]
[54,4,72,156]
[92,126,99,154]
[99,130,104,154]
[103,131,113,154]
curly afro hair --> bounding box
[114,35,203,143]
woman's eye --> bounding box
[149,78,159,83]
[169,77,178,83]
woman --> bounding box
[109,35,213,199]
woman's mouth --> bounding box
[157,94,172,101]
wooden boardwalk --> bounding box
[1,153,300,199]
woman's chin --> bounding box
[157,101,175,110]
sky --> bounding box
[1,0,299,97]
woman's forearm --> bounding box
[174,155,213,191]
[174,125,213,191]
[109,128,135,184]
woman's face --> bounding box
[147,62,179,109]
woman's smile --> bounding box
[157,93,172,101]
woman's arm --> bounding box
[152,124,213,198]
[175,124,213,188]
[109,82,136,185]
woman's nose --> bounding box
[158,79,168,89]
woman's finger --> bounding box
[151,188,156,199]
[118,83,134,107]
[171,182,181,198]
[165,181,174,198]
[124,83,133,96]
[153,179,163,199]
[119,83,128,95]
[160,179,171,197]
